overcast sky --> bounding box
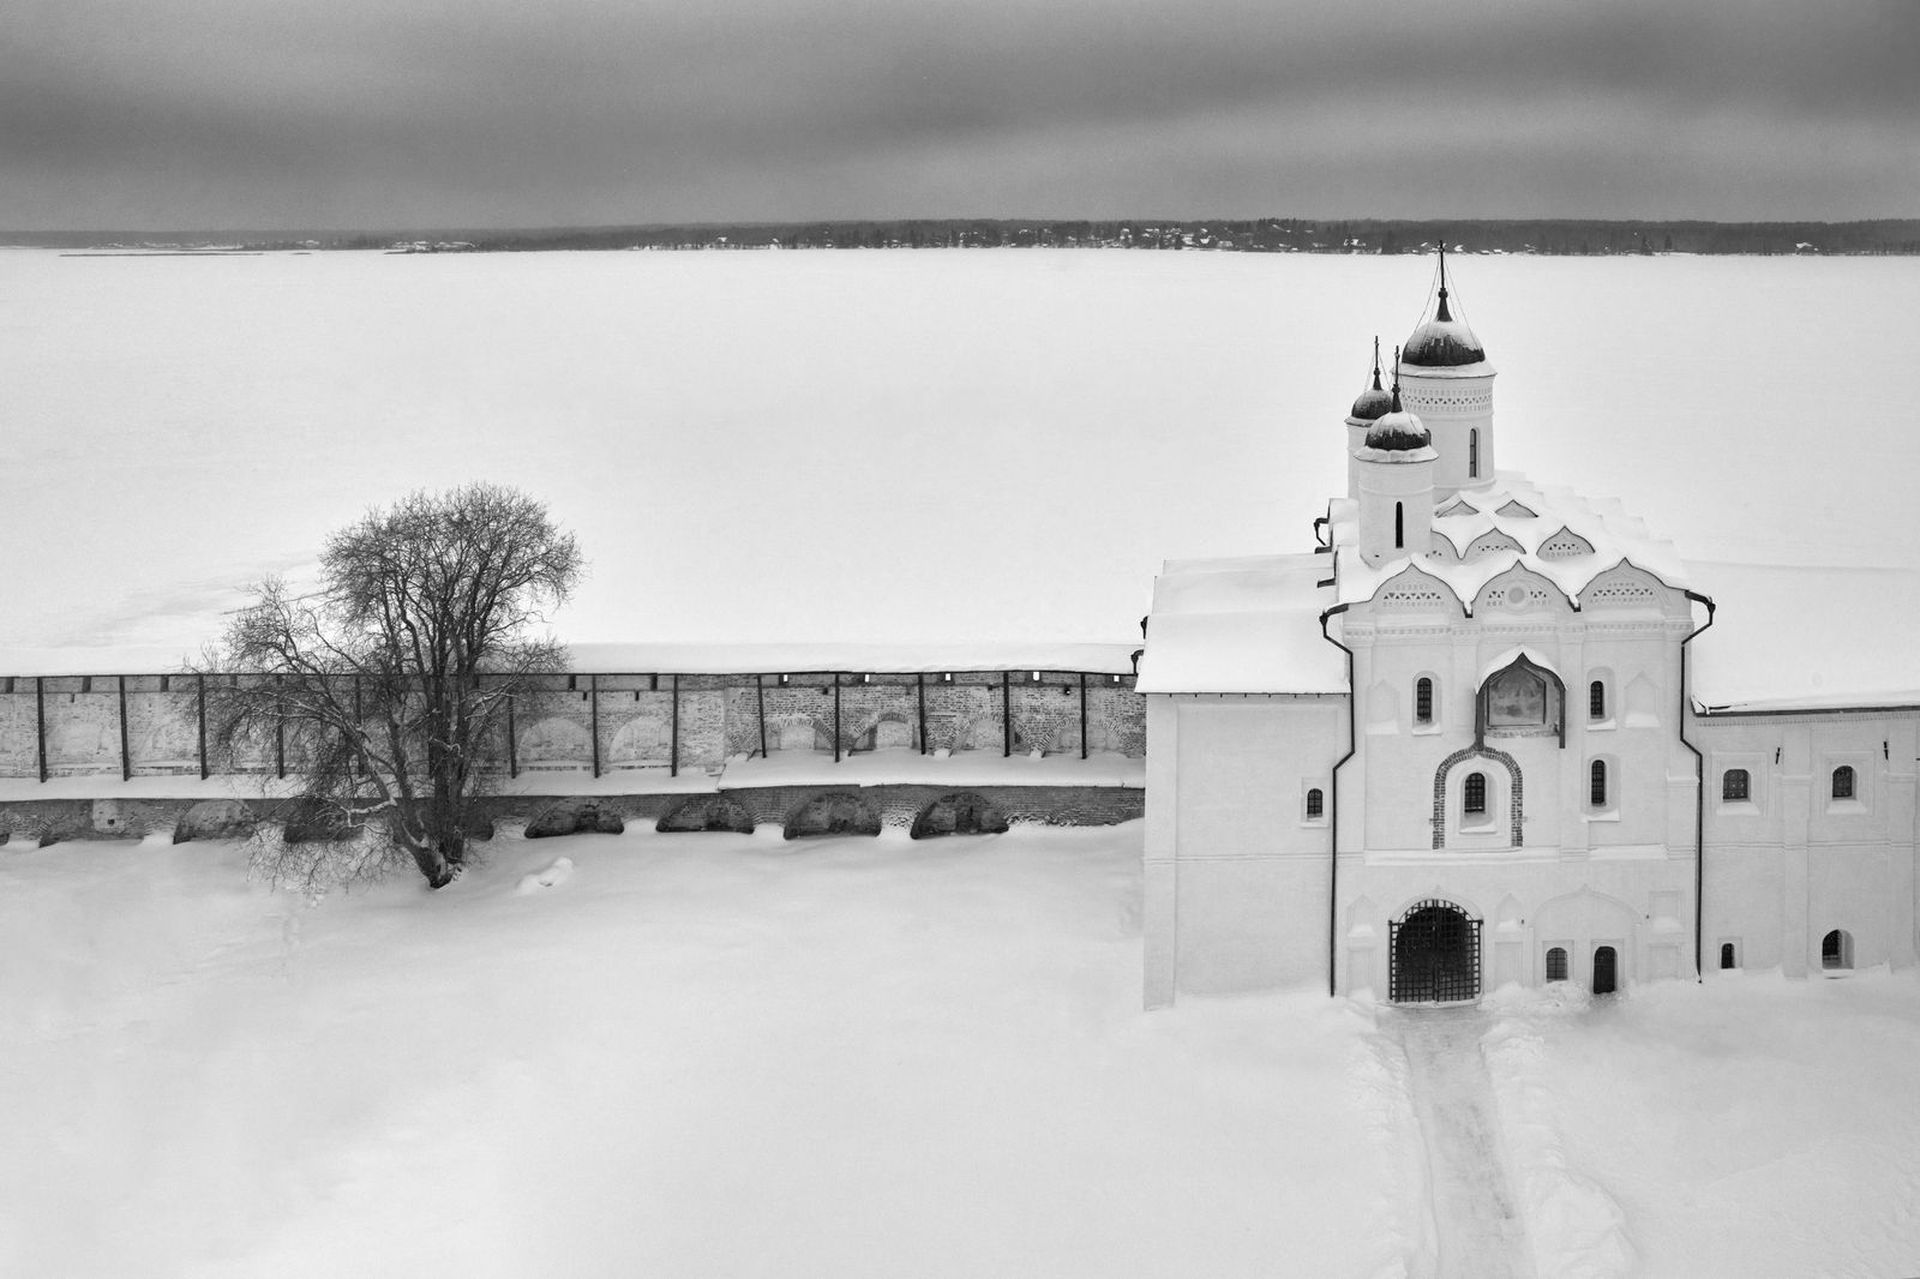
[8,0,1918,230]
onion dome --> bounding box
[1365,409,1431,451]
[1363,384,1430,451]
[1349,339,1393,420]
[1402,248,1487,367]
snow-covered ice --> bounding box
[3,249,1916,676]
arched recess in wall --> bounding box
[852,710,915,753]
[1431,744,1524,848]
[517,716,593,766]
[607,714,671,767]
[767,712,832,752]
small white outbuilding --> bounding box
[1137,252,1919,1006]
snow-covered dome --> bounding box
[1364,409,1430,451]
[1402,290,1486,368]
[1350,379,1393,422]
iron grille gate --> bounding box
[1389,900,1482,1003]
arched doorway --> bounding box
[1592,946,1618,995]
[1390,900,1481,1003]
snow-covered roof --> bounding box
[1687,562,1920,713]
[1134,553,1347,694]
[1330,472,1692,610]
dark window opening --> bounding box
[1822,929,1851,970]
[1722,768,1749,802]
[1469,428,1479,478]
[1305,788,1323,819]
[1545,947,1568,982]
[1464,772,1487,815]
[1589,679,1606,720]
[1394,501,1404,549]
[1590,759,1609,808]
[1832,765,1855,800]
[1720,942,1737,970]
[1592,945,1618,995]
[1415,677,1434,724]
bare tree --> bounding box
[209,484,584,888]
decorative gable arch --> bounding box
[1464,529,1526,561]
[1581,559,1671,611]
[1495,500,1537,518]
[1536,525,1595,560]
[1471,564,1573,616]
[1369,563,1467,616]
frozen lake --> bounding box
[4,248,1916,666]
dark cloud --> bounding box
[4,0,1916,228]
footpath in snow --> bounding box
[1390,1007,1534,1279]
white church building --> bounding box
[1136,254,1919,1006]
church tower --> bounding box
[1396,247,1495,496]
[1344,338,1394,499]
[1353,381,1436,567]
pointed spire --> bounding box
[1370,335,1382,390]
[1436,243,1452,322]
[1390,346,1403,413]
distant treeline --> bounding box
[12,217,1920,255]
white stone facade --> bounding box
[1138,264,1920,1006]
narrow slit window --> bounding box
[1588,679,1606,720]
[1832,765,1855,800]
[1415,677,1434,724]
[1590,759,1608,808]
[1394,501,1404,549]
[1469,428,1479,478]
[1720,942,1737,970]
[1722,768,1749,802]
[1305,788,1323,819]
[1464,772,1487,815]
[1545,947,1568,982]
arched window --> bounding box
[1722,768,1749,802]
[1394,501,1404,549]
[1305,788,1324,819]
[1832,765,1855,800]
[1468,428,1479,478]
[1588,679,1606,720]
[1415,677,1434,724]
[1589,759,1608,808]
[1464,772,1487,815]
[1545,947,1568,981]
[1720,942,1737,969]
[1822,928,1852,970]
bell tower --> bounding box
[1397,247,1496,497]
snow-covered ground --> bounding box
[6,825,1920,1278]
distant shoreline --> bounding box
[7,216,1920,256]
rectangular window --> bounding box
[1589,680,1606,720]
[1832,766,1855,800]
[1722,769,1749,802]
[1464,772,1486,815]
[1590,760,1608,808]
[1305,788,1324,819]
[1415,678,1433,724]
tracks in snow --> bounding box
[1393,1007,1534,1279]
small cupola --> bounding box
[1345,337,1397,499]
[1354,367,1438,566]
[1349,338,1394,422]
